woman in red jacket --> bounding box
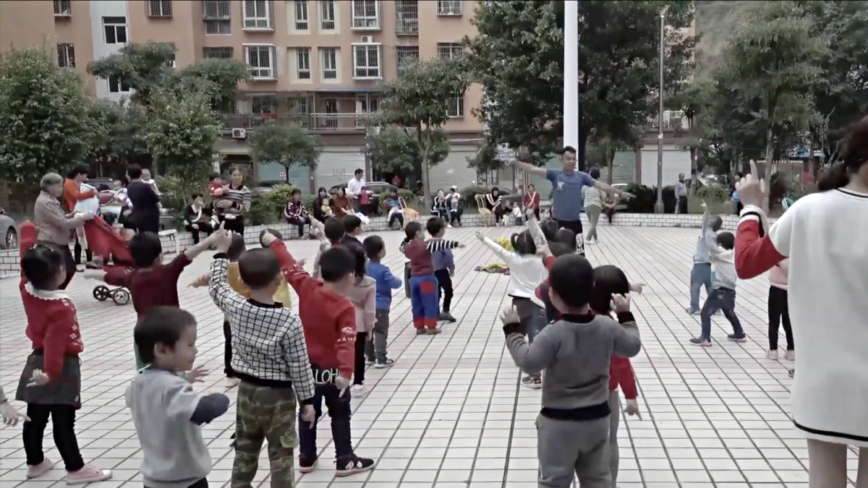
[16,222,111,484]
[522,184,541,221]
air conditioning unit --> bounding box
[360,36,374,43]
[231,128,247,139]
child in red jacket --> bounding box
[260,229,376,477]
[16,222,112,484]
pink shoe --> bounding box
[66,464,112,485]
[27,459,54,479]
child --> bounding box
[284,188,311,239]
[428,217,458,323]
[207,231,317,486]
[347,245,376,394]
[313,217,345,279]
[767,258,794,360]
[382,189,404,229]
[399,221,464,334]
[364,235,402,368]
[16,222,111,484]
[686,206,723,314]
[189,233,291,385]
[208,172,224,200]
[476,228,548,389]
[690,206,746,346]
[127,307,230,488]
[341,214,364,250]
[589,265,642,487]
[501,254,641,488]
[85,230,219,370]
[259,230,376,476]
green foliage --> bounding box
[695,184,729,202]
[179,58,251,112]
[465,143,503,174]
[464,1,696,169]
[397,189,415,202]
[248,184,296,225]
[85,99,149,173]
[459,186,491,205]
[87,41,177,109]
[0,47,92,187]
[156,175,205,213]
[368,126,449,178]
[250,122,322,183]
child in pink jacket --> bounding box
[347,245,376,395]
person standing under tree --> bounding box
[346,169,366,214]
[675,173,688,214]
[126,165,161,234]
[217,167,251,237]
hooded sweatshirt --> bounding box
[348,276,376,333]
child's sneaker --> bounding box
[27,459,54,479]
[426,327,442,335]
[727,334,747,343]
[298,454,318,474]
[351,384,366,395]
[689,337,712,347]
[335,454,375,477]
[365,358,375,366]
[439,312,456,323]
[415,328,427,335]
[520,375,542,390]
[788,369,795,378]
[66,464,111,485]
[766,350,779,360]
[785,350,795,361]
[685,308,700,315]
[376,358,395,369]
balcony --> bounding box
[395,0,419,36]
[648,110,690,133]
[223,113,377,132]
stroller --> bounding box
[92,263,132,306]
[81,215,135,306]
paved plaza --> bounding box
[0,225,854,487]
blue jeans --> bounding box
[689,263,713,312]
[700,288,744,339]
[513,297,546,379]
[410,275,439,329]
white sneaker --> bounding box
[766,350,778,360]
[351,384,366,395]
[226,377,240,388]
[785,350,795,361]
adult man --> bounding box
[509,146,633,236]
[347,168,366,214]
[675,173,688,214]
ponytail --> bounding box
[817,163,849,192]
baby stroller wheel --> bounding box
[112,289,131,306]
[93,285,111,301]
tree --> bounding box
[143,88,221,187]
[464,1,696,170]
[586,136,632,185]
[179,58,251,113]
[249,122,322,185]
[88,41,177,109]
[85,99,149,176]
[716,1,827,210]
[0,47,92,189]
[377,56,469,205]
[465,142,504,176]
[368,126,449,181]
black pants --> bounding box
[434,269,453,313]
[298,382,353,460]
[146,479,208,488]
[768,286,794,351]
[353,332,367,385]
[556,218,584,235]
[450,208,462,225]
[23,403,84,472]
[388,211,404,228]
[223,320,234,378]
[219,215,244,237]
[59,246,76,290]
[677,196,688,214]
[135,213,161,234]
[186,223,214,245]
[493,206,506,223]
[286,216,310,238]
[73,235,92,265]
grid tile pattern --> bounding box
[0,225,856,487]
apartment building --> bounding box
[1,0,486,191]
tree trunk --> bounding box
[420,129,432,210]
[606,144,615,185]
[763,102,775,213]
[284,164,291,184]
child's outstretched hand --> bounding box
[624,399,642,420]
[458,242,466,249]
[611,294,631,313]
[182,365,209,384]
[475,231,485,241]
[0,401,29,426]
[188,274,208,289]
[499,307,520,327]
[629,282,645,295]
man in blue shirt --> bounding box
[510,146,634,237]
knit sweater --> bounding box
[480,237,547,305]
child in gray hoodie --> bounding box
[502,254,641,488]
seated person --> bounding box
[183,193,214,245]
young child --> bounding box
[767,258,793,360]
[687,206,723,314]
[364,235,402,368]
[341,214,364,250]
[85,230,219,370]
[207,231,317,487]
[259,230,376,476]
[690,205,746,346]
[589,265,642,487]
[476,228,548,389]
[501,254,641,488]
[399,221,464,334]
[313,217,345,279]
[16,222,111,484]
[347,245,376,394]
[428,217,458,323]
[127,307,230,488]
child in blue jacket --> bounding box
[364,235,402,368]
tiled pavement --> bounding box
[0,225,857,487]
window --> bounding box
[355,98,380,126]
[320,0,335,30]
[437,43,463,59]
[446,95,464,118]
[251,95,277,114]
[204,47,234,59]
[103,17,128,45]
[108,75,131,93]
[395,46,418,76]
[245,45,276,79]
[203,0,231,34]
[54,0,71,16]
[243,0,272,29]
[352,0,379,30]
[437,0,462,16]
[352,44,380,79]
[294,1,308,30]
[57,44,75,68]
[321,48,337,79]
[148,0,172,17]
[296,48,311,79]
[395,0,418,35]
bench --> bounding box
[159,229,179,255]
